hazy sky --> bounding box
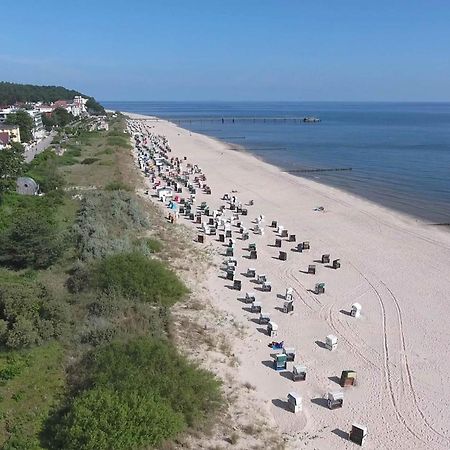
[1,0,450,101]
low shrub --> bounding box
[66,261,91,293]
[144,237,163,253]
[87,293,121,317]
[0,282,69,349]
[0,354,29,381]
[80,325,117,347]
[94,252,187,306]
[80,158,99,165]
[47,338,222,450]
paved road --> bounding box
[24,132,55,162]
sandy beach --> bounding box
[127,112,450,450]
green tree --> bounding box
[0,141,24,195]
[6,110,34,143]
[0,81,81,104]
[42,113,56,130]
[86,98,105,115]
[52,107,75,126]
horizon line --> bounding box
[100,99,450,104]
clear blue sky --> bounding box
[1,0,449,101]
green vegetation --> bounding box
[0,81,104,114]
[85,98,104,115]
[0,343,65,449]
[25,151,65,194]
[42,107,75,130]
[0,142,25,195]
[94,252,188,306]
[0,82,81,104]
[104,180,131,191]
[47,339,221,450]
[0,208,65,269]
[80,157,99,165]
[0,113,221,448]
[0,282,68,349]
[144,237,163,253]
[73,190,148,261]
[5,109,34,143]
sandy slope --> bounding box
[127,113,450,450]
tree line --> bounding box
[0,81,104,114]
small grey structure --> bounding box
[16,177,39,195]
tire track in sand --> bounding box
[325,302,380,369]
[351,266,429,446]
[381,281,450,446]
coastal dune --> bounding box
[129,113,450,449]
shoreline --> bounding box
[126,111,450,449]
[123,111,446,232]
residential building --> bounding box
[0,124,21,143]
[0,107,44,140]
[27,109,45,139]
[36,103,54,114]
[0,107,14,123]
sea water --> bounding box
[103,101,450,224]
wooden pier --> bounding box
[171,117,321,124]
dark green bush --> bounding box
[87,292,121,318]
[0,282,68,349]
[0,208,64,269]
[94,252,188,306]
[66,261,91,293]
[80,158,99,165]
[48,338,222,450]
[80,326,117,347]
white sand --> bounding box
[127,113,450,450]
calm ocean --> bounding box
[103,101,450,224]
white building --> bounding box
[0,107,45,141]
[27,109,45,139]
[69,96,88,117]
[36,103,54,114]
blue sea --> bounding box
[103,101,450,224]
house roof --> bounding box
[53,100,69,108]
[0,132,10,145]
[0,124,18,131]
